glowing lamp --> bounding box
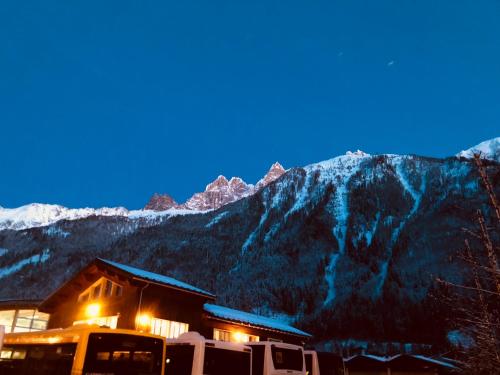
[232,331,245,343]
[85,303,101,318]
[136,313,152,329]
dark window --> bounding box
[0,343,76,375]
[104,280,113,297]
[203,346,251,375]
[165,344,195,375]
[83,333,163,375]
[92,285,101,300]
[115,285,123,297]
[271,345,303,371]
[305,353,313,374]
[250,345,264,375]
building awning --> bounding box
[203,303,311,338]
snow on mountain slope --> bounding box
[0,203,196,231]
[457,137,500,162]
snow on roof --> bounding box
[98,258,215,298]
[203,303,311,337]
[411,355,458,369]
[345,354,458,369]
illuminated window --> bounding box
[213,328,259,343]
[0,309,49,333]
[73,315,118,329]
[150,318,188,339]
[78,277,122,303]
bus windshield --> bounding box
[165,344,195,375]
[203,346,251,375]
[271,345,303,371]
[83,332,163,375]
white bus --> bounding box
[247,341,306,375]
[165,331,252,375]
[0,324,165,375]
[304,350,344,375]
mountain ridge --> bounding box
[0,141,499,345]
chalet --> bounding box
[37,258,310,345]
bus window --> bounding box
[0,343,76,375]
[250,345,264,375]
[165,344,195,375]
[83,333,163,375]
[203,346,251,375]
[271,345,303,371]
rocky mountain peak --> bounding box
[255,162,286,190]
[144,193,178,211]
[206,175,230,191]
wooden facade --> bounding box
[38,258,310,345]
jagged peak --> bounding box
[205,175,230,191]
[269,161,285,172]
[144,193,178,211]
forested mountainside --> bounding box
[1,149,499,345]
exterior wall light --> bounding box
[85,303,101,318]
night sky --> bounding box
[1,0,499,208]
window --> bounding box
[213,329,231,342]
[0,309,49,333]
[203,346,251,374]
[213,328,259,343]
[271,345,303,371]
[114,285,123,297]
[78,278,123,303]
[0,344,76,374]
[74,315,118,329]
[165,344,195,375]
[150,318,188,339]
[0,310,15,333]
[83,333,163,375]
[104,280,113,297]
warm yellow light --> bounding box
[232,331,246,343]
[85,303,101,318]
[136,313,152,329]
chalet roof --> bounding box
[203,303,311,338]
[345,354,458,370]
[97,258,215,299]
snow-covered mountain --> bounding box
[0,162,286,230]
[0,203,195,231]
[457,136,500,162]
[0,138,498,345]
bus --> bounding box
[246,341,306,375]
[165,331,252,375]
[0,324,165,375]
[304,350,344,375]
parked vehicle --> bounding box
[165,331,252,375]
[0,324,165,375]
[305,350,345,375]
[246,341,306,375]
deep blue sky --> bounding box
[1,0,499,209]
